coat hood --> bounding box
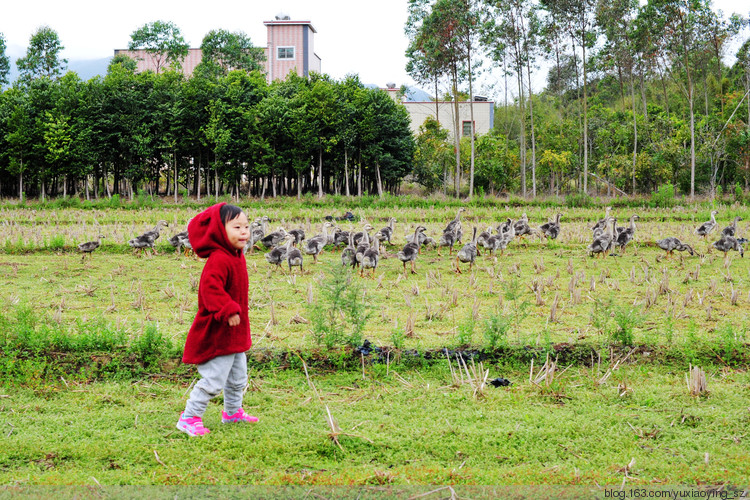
[188,203,237,258]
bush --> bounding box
[307,262,371,349]
[651,183,675,208]
[483,312,510,350]
[565,192,593,208]
[735,183,744,204]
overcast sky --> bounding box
[3,0,749,98]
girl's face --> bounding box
[225,212,250,250]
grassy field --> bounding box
[2,198,749,489]
[2,363,750,486]
[1,200,749,351]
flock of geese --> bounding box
[75,208,747,273]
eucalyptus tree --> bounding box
[482,0,541,196]
[596,0,640,193]
[0,33,10,87]
[414,0,472,196]
[128,20,189,74]
[406,0,444,125]
[540,0,597,194]
[639,0,721,198]
[198,29,265,76]
[15,26,68,82]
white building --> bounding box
[384,86,495,138]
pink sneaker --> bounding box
[222,408,259,423]
[176,413,210,436]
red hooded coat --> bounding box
[182,203,251,364]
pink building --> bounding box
[114,14,321,83]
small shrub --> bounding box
[734,183,743,204]
[47,234,66,251]
[307,262,371,349]
[611,305,640,346]
[565,192,593,208]
[455,314,475,347]
[651,183,675,208]
[483,312,510,349]
[129,323,171,368]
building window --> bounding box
[277,47,295,60]
[462,121,474,137]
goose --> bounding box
[128,232,159,256]
[721,216,743,238]
[353,224,374,246]
[129,220,167,255]
[333,227,350,247]
[140,220,168,242]
[513,213,532,240]
[354,228,371,268]
[656,237,695,258]
[303,222,332,264]
[455,227,479,274]
[244,221,263,254]
[695,210,719,239]
[264,236,289,269]
[260,227,287,249]
[487,219,516,257]
[539,213,563,240]
[592,207,612,233]
[444,207,466,243]
[477,226,494,255]
[168,231,192,256]
[713,235,744,259]
[376,218,397,246]
[405,225,430,252]
[288,227,306,245]
[361,237,380,278]
[286,238,304,274]
[397,226,426,275]
[614,215,639,254]
[587,217,615,258]
[341,232,357,267]
[437,226,459,256]
[77,235,104,261]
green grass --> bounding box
[1,202,749,488]
[1,362,749,486]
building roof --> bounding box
[263,20,317,33]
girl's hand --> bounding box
[227,314,240,326]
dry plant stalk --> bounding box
[549,293,561,323]
[530,353,570,387]
[296,354,373,452]
[686,364,708,396]
[597,348,636,386]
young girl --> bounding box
[177,203,258,436]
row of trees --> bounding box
[406,0,750,198]
[0,25,414,200]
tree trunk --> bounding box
[582,24,589,195]
[297,172,302,200]
[344,149,350,196]
[631,73,638,195]
[527,58,537,198]
[376,162,384,198]
[451,65,461,197]
[468,45,476,199]
[317,146,324,199]
[174,152,178,203]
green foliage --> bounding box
[611,306,640,346]
[307,262,371,349]
[651,183,676,208]
[734,183,743,204]
[483,311,510,349]
[129,323,171,368]
[565,192,593,208]
[455,314,475,347]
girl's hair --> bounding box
[219,204,244,225]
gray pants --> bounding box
[183,352,248,418]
